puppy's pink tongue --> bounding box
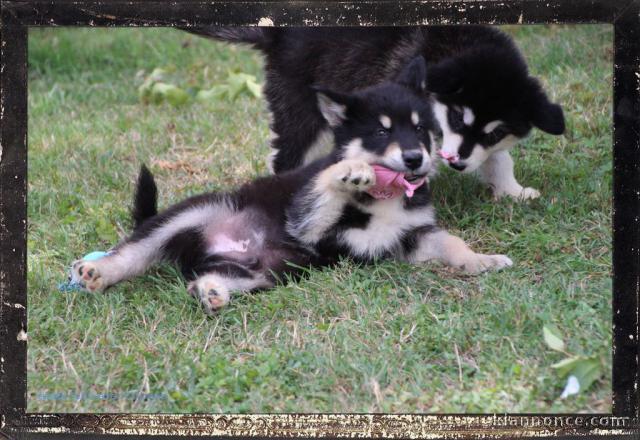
[366,165,426,200]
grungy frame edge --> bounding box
[0,0,638,438]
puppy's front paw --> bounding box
[187,275,230,315]
[332,160,376,192]
[519,187,541,200]
[71,260,105,292]
[493,185,540,201]
[460,253,513,274]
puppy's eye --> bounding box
[415,124,425,133]
[376,128,390,137]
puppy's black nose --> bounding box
[402,150,423,170]
[449,162,467,171]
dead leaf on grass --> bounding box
[152,159,198,174]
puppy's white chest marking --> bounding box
[340,199,434,258]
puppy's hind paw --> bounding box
[71,260,105,292]
[187,275,231,315]
[461,253,513,274]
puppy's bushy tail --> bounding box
[132,164,158,229]
[180,26,272,51]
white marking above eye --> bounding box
[411,111,420,125]
[379,115,392,129]
[483,120,504,134]
[463,107,475,125]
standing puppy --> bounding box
[70,57,512,315]
[186,25,565,199]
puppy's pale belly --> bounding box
[204,212,267,262]
[202,209,307,274]
[210,233,251,254]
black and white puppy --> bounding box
[186,25,565,200]
[70,57,512,315]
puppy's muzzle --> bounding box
[402,150,423,170]
[438,150,460,164]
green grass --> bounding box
[27,25,613,413]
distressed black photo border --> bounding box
[1,0,639,438]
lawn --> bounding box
[27,25,612,413]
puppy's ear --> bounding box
[314,87,354,127]
[531,101,565,135]
[396,55,428,93]
[527,79,565,135]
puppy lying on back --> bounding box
[70,57,512,315]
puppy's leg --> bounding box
[269,95,328,173]
[287,160,375,245]
[187,272,272,315]
[70,241,160,293]
[406,229,513,274]
[267,128,334,174]
[71,203,225,292]
[479,150,540,200]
